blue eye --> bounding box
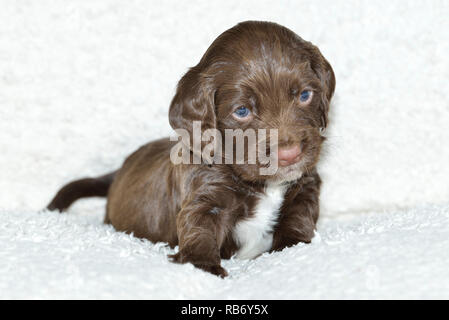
[233,106,251,118]
[299,90,312,102]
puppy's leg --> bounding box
[271,174,321,251]
[169,201,228,278]
[271,207,317,250]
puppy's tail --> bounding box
[47,171,117,212]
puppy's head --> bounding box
[169,21,335,183]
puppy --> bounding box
[48,21,335,277]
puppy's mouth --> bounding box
[227,138,319,183]
[269,142,315,182]
[273,157,305,183]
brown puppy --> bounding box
[48,21,335,277]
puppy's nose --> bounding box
[278,145,301,167]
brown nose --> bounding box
[278,145,301,167]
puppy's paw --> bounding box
[168,252,182,264]
[167,253,227,277]
[194,263,228,278]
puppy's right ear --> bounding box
[169,67,217,140]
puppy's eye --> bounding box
[299,90,313,103]
[233,106,251,119]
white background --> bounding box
[1,0,448,299]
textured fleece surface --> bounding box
[0,0,448,299]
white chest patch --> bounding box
[233,182,288,260]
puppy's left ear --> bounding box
[315,55,336,129]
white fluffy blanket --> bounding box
[1,0,448,299]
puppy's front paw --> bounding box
[167,253,228,277]
[194,264,228,278]
[168,252,182,264]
